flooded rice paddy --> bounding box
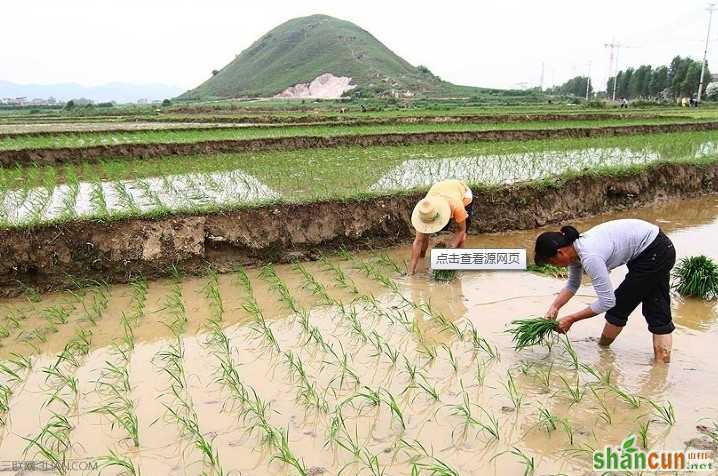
[0,196,716,475]
[1,137,717,227]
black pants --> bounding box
[605,231,676,335]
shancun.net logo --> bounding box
[593,435,714,472]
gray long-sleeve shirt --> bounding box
[566,219,659,314]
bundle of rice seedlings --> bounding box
[673,255,718,300]
[432,269,458,282]
[506,317,558,350]
[526,263,568,279]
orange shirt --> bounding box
[427,180,471,223]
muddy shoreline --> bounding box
[2,121,717,167]
[1,161,716,297]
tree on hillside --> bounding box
[546,76,593,98]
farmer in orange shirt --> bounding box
[409,179,474,274]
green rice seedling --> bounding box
[476,404,501,440]
[526,263,569,278]
[503,370,524,410]
[606,384,641,408]
[492,447,535,476]
[284,351,329,413]
[376,253,402,274]
[113,181,141,215]
[431,269,458,281]
[259,264,299,313]
[558,418,575,445]
[561,337,580,370]
[414,376,440,402]
[561,442,597,460]
[335,423,362,460]
[381,389,406,430]
[475,359,487,386]
[163,283,188,334]
[93,399,140,447]
[359,448,385,476]
[0,362,22,383]
[506,317,558,350]
[348,386,382,409]
[643,398,676,425]
[517,360,535,375]
[243,299,279,352]
[449,382,500,440]
[9,352,32,372]
[202,267,224,322]
[293,262,334,306]
[272,427,308,476]
[320,257,359,294]
[536,405,557,433]
[89,181,109,218]
[23,411,74,474]
[579,362,611,385]
[98,450,140,476]
[324,344,359,388]
[241,389,280,447]
[535,362,553,392]
[417,342,437,362]
[0,325,10,339]
[672,255,718,299]
[42,305,70,325]
[638,420,650,449]
[382,342,400,366]
[442,344,459,373]
[401,356,419,382]
[558,375,584,405]
[120,313,135,350]
[0,384,11,424]
[590,387,612,424]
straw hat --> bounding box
[411,196,451,234]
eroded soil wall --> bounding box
[1,162,716,296]
[3,121,717,167]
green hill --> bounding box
[179,14,491,100]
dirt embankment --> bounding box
[3,121,717,167]
[1,162,716,297]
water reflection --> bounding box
[370,142,715,191]
[0,169,279,225]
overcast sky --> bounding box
[1,0,715,92]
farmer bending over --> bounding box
[534,219,676,363]
[409,179,473,274]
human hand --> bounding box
[545,305,559,320]
[556,316,574,334]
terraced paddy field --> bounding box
[0,197,716,475]
[0,131,715,228]
[0,117,711,152]
[1,104,717,475]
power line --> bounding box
[698,3,717,103]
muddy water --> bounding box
[0,197,716,475]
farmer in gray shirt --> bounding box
[534,219,676,363]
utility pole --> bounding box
[697,3,716,104]
[585,62,592,100]
[539,62,545,90]
[605,40,625,101]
